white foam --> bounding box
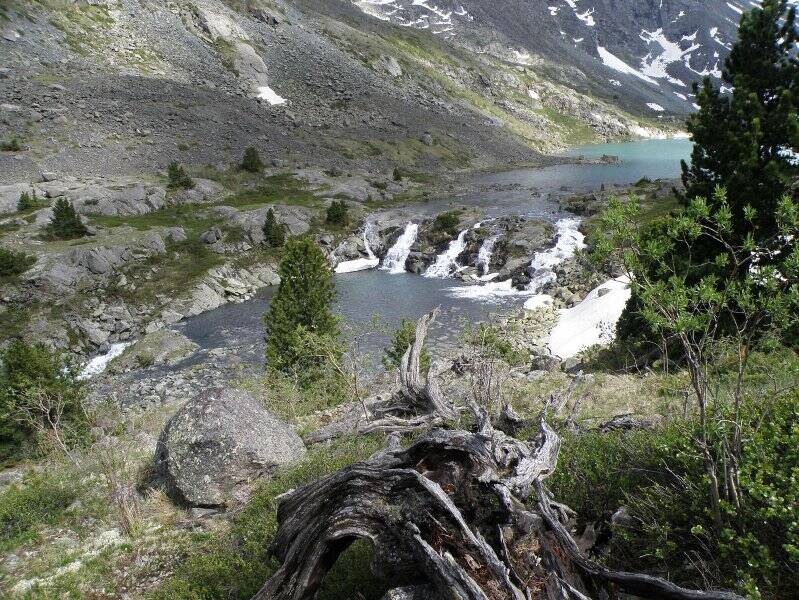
[382,222,419,274]
[78,342,132,380]
[424,229,469,278]
[477,234,499,276]
[523,294,554,311]
[548,276,632,359]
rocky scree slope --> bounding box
[3,0,674,183]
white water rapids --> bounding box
[381,222,419,274]
[424,229,469,278]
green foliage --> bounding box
[46,197,88,240]
[392,167,403,181]
[681,0,799,243]
[326,199,349,226]
[152,434,387,600]
[0,471,79,552]
[262,208,285,248]
[467,324,526,367]
[554,392,799,598]
[1,138,21,152]
[0,340,88,462]
[0,247,35,278]
[432,210,462,237]
[17,190,37,212]
[383,318,430,372]
[241,146,264,173]
[167,162,194,190]
[264,237,340,382]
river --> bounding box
[176,139,692,367]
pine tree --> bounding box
[17,191,34,212]
[326,200,348,225]
[681,0,799,240]
[262,207,285,247]
[241,146,264,173]
[167,162,194,189]
[47,198,88,240]
[264,236,339,375]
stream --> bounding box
[171,139,692,366]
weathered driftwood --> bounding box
[303,308,457,445]
[255,409,746,600]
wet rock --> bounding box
[109,329,199,373]
[153,388,306,507]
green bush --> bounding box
[0,247,35,278]
[432,210,461,237]
[383,318,430,372]
[45,197,89,240]
[167,162,194,190]
[1,138,21,152]
[551,392,799,599]
[241,146,264,173]
[326,200,349,226]
[0,340,88,462]
[0,471,79,551]
[393,167,403,182]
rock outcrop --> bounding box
[153,388,306,507]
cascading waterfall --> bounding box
[78,341,132,380]
[477,235,499,277]
[424,229,469,278]
[526,217,585,293]
[381,222,419,274]
[334,220,380,273]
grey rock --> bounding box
[381,587,438,600]
[200,226,222,244]
[165,227,187,242]
[110,329,199,373]
[153,388,306,507]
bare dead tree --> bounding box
[254,401,746,600]
[13,388,81,466]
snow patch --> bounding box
[257,86,286,105]
[548,276,632,359]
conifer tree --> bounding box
[241,146,264,173]
[682,0,799,240]
[262,207,285,247]
[326,200,348,225]
[264,236,339,375]
[47,198,88,240]
[17,191,34,212]
[167,162,194,189]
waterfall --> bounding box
[78,341,132,380]
[381,222,419,274]
[477,234,499,277]
[334,220,381,274]
[424,229,469,278]
[526,217,585,293]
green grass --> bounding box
[152,433,387,600]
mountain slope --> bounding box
[350,0,748,115]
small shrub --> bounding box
[432,210,462,237]
[0,247,35,278]
[0,471,79,551]
[135,352,155,369]
[383,319,430,372]
[326,200,349,226]
[634,176,652,187]
[393,167,403,182]
[370,180,388,191]
[241,146,264,173]
[167,162,194,190]
[45,197,88,240]
[1,138,21,152]
[262,208,286,247]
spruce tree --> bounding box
[262,207,285,247]
[681,0,799,240]
[47,198,88,240]
[17,191,35,212]
[167,162,194,189]
[326,200,348,225]
[264,236,339,375]
[241,146,264,173]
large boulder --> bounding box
[154,388,305,507]
[109,329,198,373]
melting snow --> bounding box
[548,276,632,359]
[597,46,659,86]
